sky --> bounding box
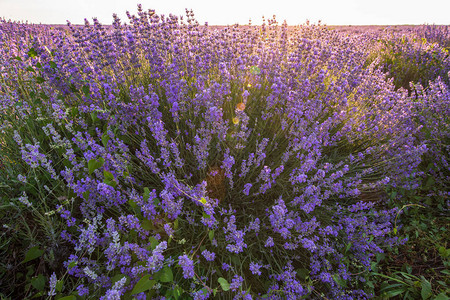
[1,0,449,26]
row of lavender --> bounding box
[0,7,449,299]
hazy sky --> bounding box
[1,0,449,26]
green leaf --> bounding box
[218,277,230,291]
[380,283,404,293]
[332,274,347,288]
[425,176,435,189]
[31,291,44,299]
[143,187,151,201]
[36,77,45,84]
[102,132,110,147]
[155,266,173,283]
[376,253,386,263]
[435,292,449,300]
[131,275,155,295]
[23,246,44,263]
[384,289,406,298]
[390,191,397,200]
[128,199,138,211]
[82,85,90,97]
[68,261,77,270]
[441,269,450,275]
[174,219,179,230]
[208,230,214,242]
[27,48,37,58]
[90,112,99,122]
[103,170,113,180]
[104,170,114,181]
[173,285,183,300]
[88,157,104,175]
[199,197,207,205]
[58,296,76,300]
[149,236,159,250]
[69,106,79,117]
[141,219,153,231]
[31,274,45,291]
[296,268,310,280]
[230,255,240,266]
[345,242,352,253]
[49,61,57,69]
[82,191,90,201]
[421,279,432,299]
[55,280,63,292]
[103,170,117,187]
[26,66,36,73]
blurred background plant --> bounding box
[365,32,450,91]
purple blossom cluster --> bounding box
[178,254,195,279]
[1,10,449,300]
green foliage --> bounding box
[22,246,44,264]
[0,46,79,299]
[30,274,45,291]
[88,157,105,175]
[371,171,449,299]
[154,266,174,283]
[58,296,77,300]
[218,277,231,292]
[131,275,156,295]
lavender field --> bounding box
[0,6,449,300]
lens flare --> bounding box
[236,102,246,111]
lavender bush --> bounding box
[365,29,450,90]
[0,7,448,300]
[414,24,450,50]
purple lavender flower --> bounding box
[18,191,32,207]
[265,237,274,247]
[163,223,174,236]
[247,218,260,233]
[242,183,252,196]
[2,13,441,300]
[230,275,244,291]
[201,249,215,262]
[249,262,262,276]
[223,215,247,253]
[222,263,231,271]
[48,273,57,296]
[192,288,210,300]
[76,284,89,297]
[178,254,195,279]
[147,241,167,272]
